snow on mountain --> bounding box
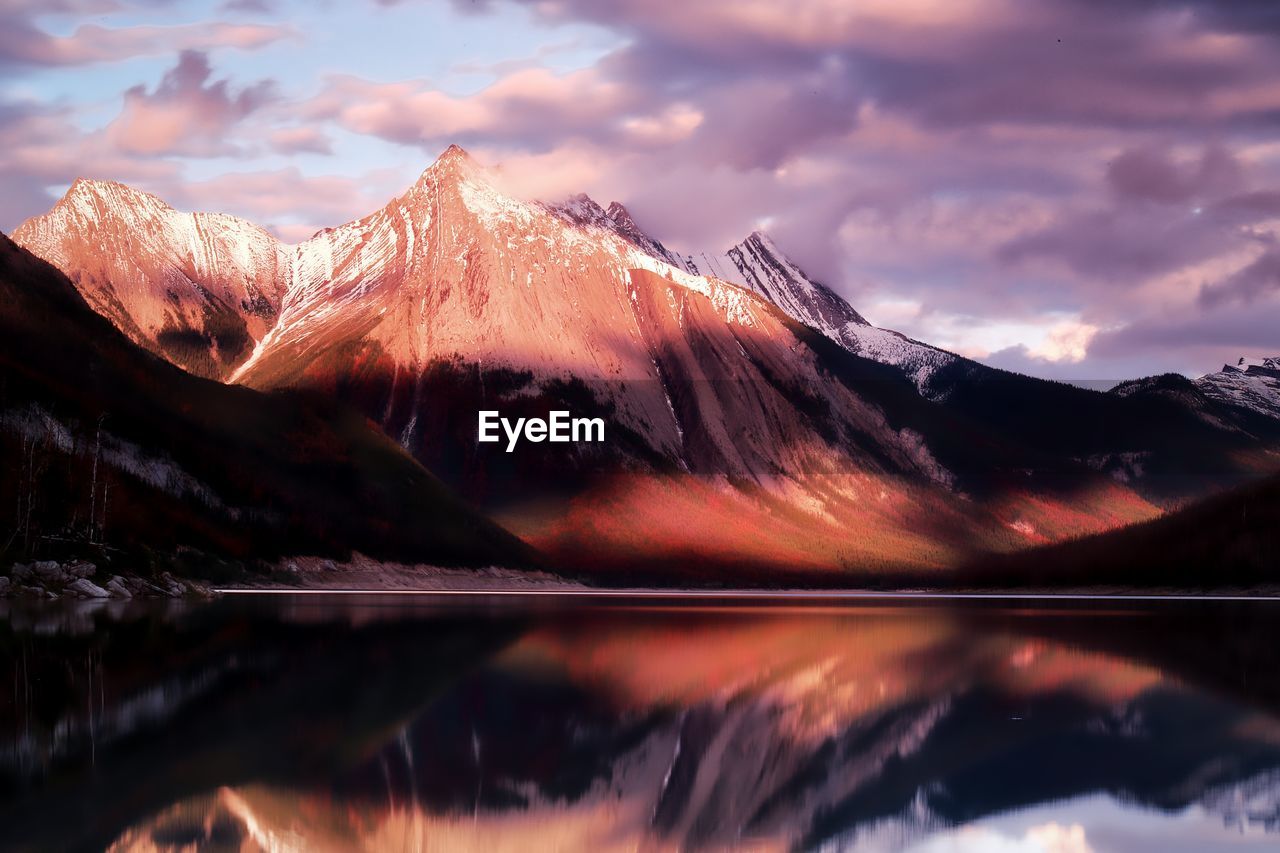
[548,194,703,274]
[1194,357,1280,420]
[13,179,290,380]
[574,204,965,399]
[229,146,956,490]
[706,233,967,396]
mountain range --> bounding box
[6,144,1280,580]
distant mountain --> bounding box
[0,232,528,574]
[559,205,964,400]
[12,144,1280,577]
[1195,357,1280,420]
[696,231,953,390]
[571,190,1280,505]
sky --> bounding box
[2,0,1279,381]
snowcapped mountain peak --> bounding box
[431,142,479,170]
[1194,356,1280,419]
[550,192,612,228]
[547,193,700,275]
[719,230,868,332]
[15,178,290,380]
[65,176,127,197]
[54,177,170,224]
[604,201,641,230]
[416,142,487,188]
[1225,356,1280,375]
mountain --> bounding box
[12,180,290,380]
[579,211,964,400]
[0,232,528,575]
[1195,357,1280,420]
[957,470,1280,589]
[571,191,1280,505]
[690,231,965,398]
[214,147,1165,574]
[13,144,1278,577]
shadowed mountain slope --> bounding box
[0,233,530,573]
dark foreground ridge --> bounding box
[0,233,533,584]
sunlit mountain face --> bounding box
[4,596,1280,852]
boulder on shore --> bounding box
[64,561,96,580]
[31,561,70,585]
[105,577,133,599]
[66,578,109,599]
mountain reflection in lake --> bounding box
[3,595,1280,852]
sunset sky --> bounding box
[3,0,1279,380]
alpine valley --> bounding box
[6,145,1280,584]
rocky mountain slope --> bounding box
[1195,357,1280,420]
[691,230,957,395]
[13,180,290,380]
[552,199,963,400]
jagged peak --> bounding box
[567,192,608,215]
[417,143,487,185]
[605,200,636,225]
[547,193,612,228]
[1221,356,1280,376]
[742,229,778,250]
[12,179,175,238]
[437,142,475,165]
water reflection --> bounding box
[3,595,1280,851]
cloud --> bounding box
[1199,249,1280,307]
[304,66,646,152]
[162,167,407,241]
[1106,144,1243,205]
[999,145,1277,285]
[0,96,182,231]
[1078,294,1280,379]
[105,50,276,157]
[1027,320,1101,363]
[0,13,291,68]
[268,126,333,155]
[8,0,1280,380]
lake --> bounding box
[3,593,1280,852]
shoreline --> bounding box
[213,586,1280,602]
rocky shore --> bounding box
[0,559,215,599]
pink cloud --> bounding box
[0,18,292,67]
[164,167,407,240]
[105,51,275,157]
[304,66,646,149]
[268,126,333,155]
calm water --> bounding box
[3,594,1280,852]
